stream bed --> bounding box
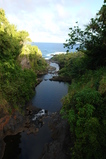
[2,62,68,159]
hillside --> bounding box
[0,9,47,116]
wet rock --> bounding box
[35,78,43,87]
[50,76,71,82]
[0,139,5,159]
[0,104,42,159]
[40,113,71,159]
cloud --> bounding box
[0,0,104,42]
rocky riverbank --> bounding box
[50,76,71,82]
[0,60,71,159]
[0,103,42,159]
[0,106,71,159]
[40,112,71,159]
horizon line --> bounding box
[32,41,65,44]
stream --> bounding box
[2,62,68,159]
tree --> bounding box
[0,8,9,28]
[17,30,31,45]
[64,1,106,69]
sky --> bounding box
[0,0,104,43]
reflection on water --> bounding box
[32,80,68,112]
[3,133,21,159]
[32,62,68,112]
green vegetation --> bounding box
[52,51,85,80]
[60,67,106,159]
[63,1,106,70]
[52,1,106,158]
[0,9,47,114]
[19,44,47,73]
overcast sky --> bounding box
[0,0,104,42]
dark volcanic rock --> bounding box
[0,104,41,159]
[40,113,71,159]
[50,76,71,83]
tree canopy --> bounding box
[64,1,106,69]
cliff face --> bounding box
[18,45,40,70]
[0,110,25,158]
[18,56,31,69]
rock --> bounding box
[50,76,71,82]
[40,113,71,159]
[0,139,5,159]
[0,105,41,159]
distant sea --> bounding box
[32,42,79,59]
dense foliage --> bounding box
[0,9,47,114]
[64,1,106,69]
[52,1,106,159]
[60,66,106,159]
[52,51,86,80]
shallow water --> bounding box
[3,62,68,159]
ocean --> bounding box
[32,42,79,59]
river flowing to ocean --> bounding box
[3,60,68,159]
[32,42,79,59]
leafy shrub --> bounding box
[61,87,106,159]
